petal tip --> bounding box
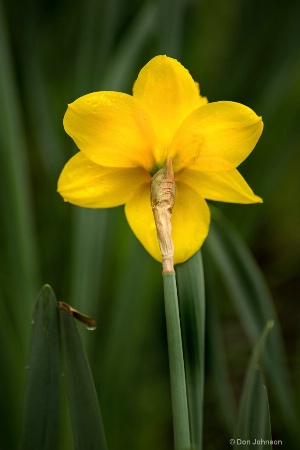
[251,193,263,204]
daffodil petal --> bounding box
[125,183,161,261]
[133,55,207,162]
[125,180,210,264]
[57,152,150,208]
[63,91,157,170]
[170,101,263,171]
[192,157,235,172]
[172,181,211,264]
[177,168,263,204]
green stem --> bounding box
[163,272,191,450]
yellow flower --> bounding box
[58,55,263,264]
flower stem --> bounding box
[151,159,190,448]
[163,271,191,450]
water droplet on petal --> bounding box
[86,186,95,194]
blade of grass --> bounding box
[234,321,274,450]
[163,272,191,450]
[75,0,123,92]
[158,0,187,57]
[100,1,158,91]
[176,250,205,449]
[0,0,39,346]
[21,51,64,176]
[204,211,299,439]
[74,0,108,91]
[0,303,25,449]
[59,308,108,450]
[250,377,272,449]
[69,208,107,326]
[20,285,61,450]
[204,259,236,432]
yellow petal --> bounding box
[125,183,161,260]
[170,101,263,172]
[177,168,263,204]
[172,181,211,264]
[133,55,207,163]
[125,180,210,264]
[63,91,157,170]
[57,152,150,208]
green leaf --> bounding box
[163,271,191,450]
[158,0,186,57]
[251,377,272,449]
[204,212,299,435]
[176,250,205,449]
[59,309,108,450]
[20,285,61,450]
[234,321,273,450]
[69,208,108,334]
[0,0,39,346]
[205,259,236,431]
[100,1,158,91]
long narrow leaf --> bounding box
[163,272,191,450]
[158,0,186,57]
[176,250,205,449]
[0,0,39,345]
[100,1,158,91]
[204,259,236,432]
[20,285,61,450]
[252,378,272,449]
[204,212,299,436]
[69,208,107,325]
[234,321,273,450]
[59,309,107,450]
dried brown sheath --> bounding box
[58,301,97,329]
[151,158,176,272]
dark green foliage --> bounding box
[60,309,108,450]
[20,286,61,450]
[1,0,299,448]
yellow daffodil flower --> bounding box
[58,55,263,264]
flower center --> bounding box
[149,163,164,177]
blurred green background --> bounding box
[1,0,299,448]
